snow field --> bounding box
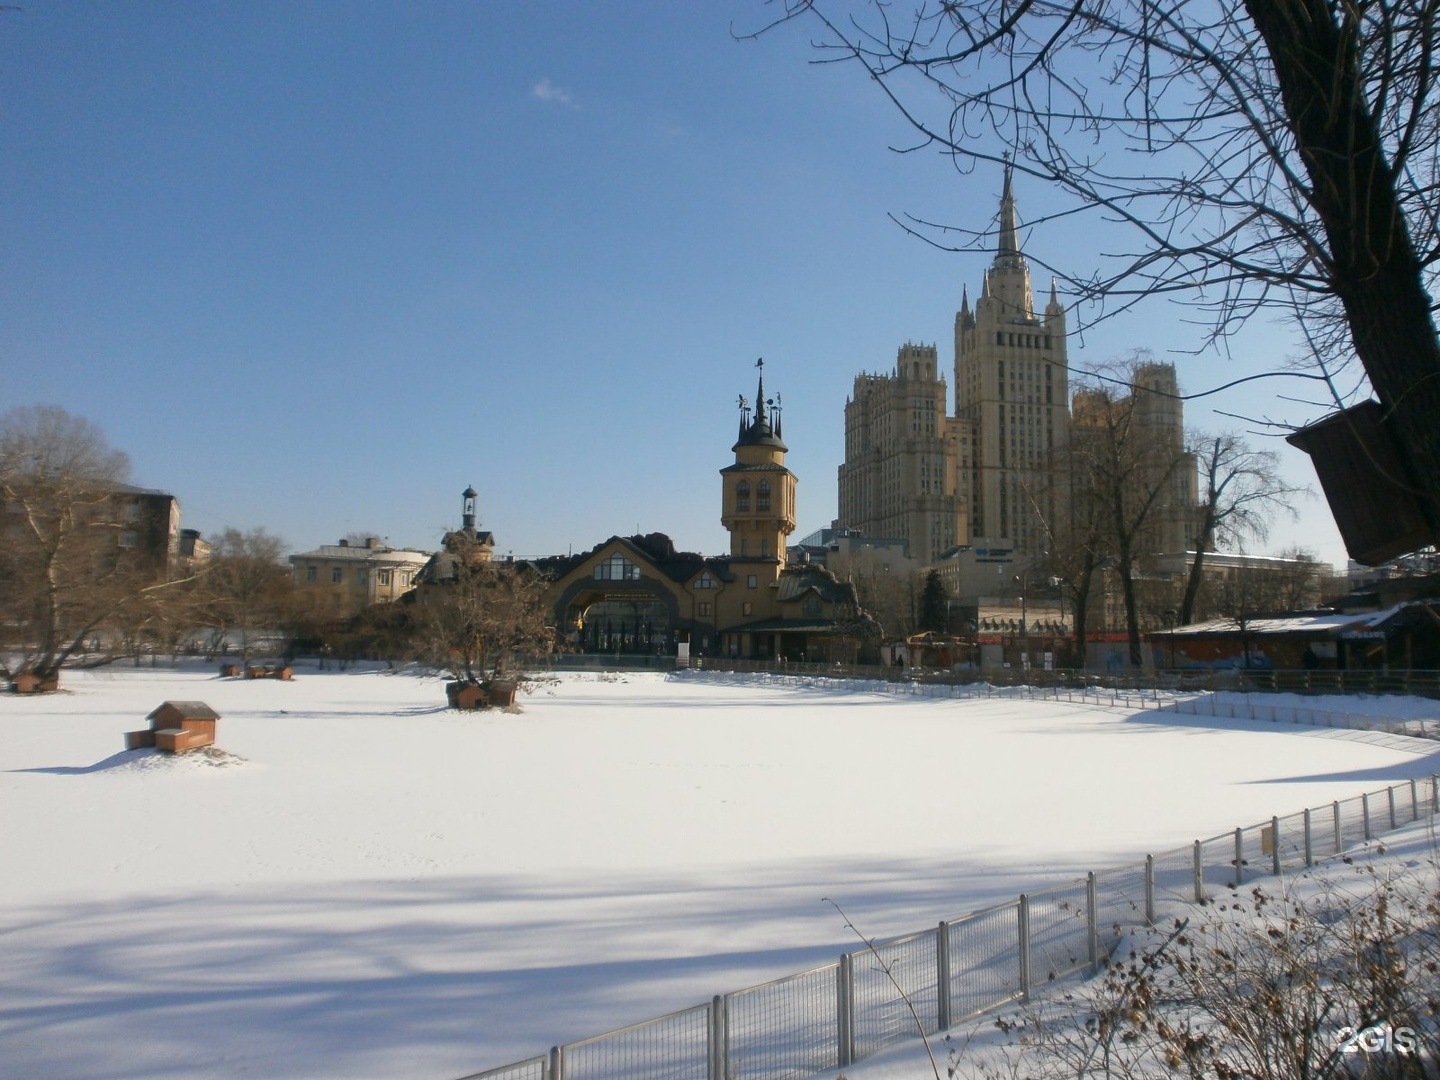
[0,667,1436,1078]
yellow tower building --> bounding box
[720,361,797,587]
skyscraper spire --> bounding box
[997,159,1022,266]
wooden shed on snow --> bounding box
[125,701,221,753]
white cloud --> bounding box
[531,78,577,108]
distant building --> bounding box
[837,167,1078,564]
[953,167,1071,557]
[415,486,497,586]
[108,484,182,574]
[290,536,431,614]
[533,364,875,661]
[838,343,970,565]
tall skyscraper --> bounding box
[953,165,1070,556]
[838,168,1192,570]
[837,343,970,564]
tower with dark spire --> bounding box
[953,166,1070,555]
[721,359,797,575]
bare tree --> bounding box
[0,407,185,688]
[1069,358,1196,665]
[757,0,1440,538]
[1026,443,1109,662]
[201,528,293,664]
[411,538,553,686]
[1179,431,1306,624]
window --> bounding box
[377,570,392,586]
[694,573,714,589]
[332,567,344,583]
[118,531,139,549]
[698,601,713,616]
[742,602,753,616]
[747,574,757,588]
[736,481,750,512]
[757,480,771,511]
[356,569,367,584]
[400,572,411,587]
[305,566,317,582]
[594,553,640,580]
[123,501,142,521]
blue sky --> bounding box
[2,1,1350,566]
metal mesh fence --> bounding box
[1238,822,1268,883]
[1026,881,1091,983]
[1149,844,1199,906]
[1093,863,1148,956]
[557,1003,711,1080]
[724,964,838,1080]
[1197,832,1240,897]
[1271,809,1308,868]
[851,928,941,1060]
[456,1056,549,1080]
[945,902,1023,1020]
[1339,792,1370,848]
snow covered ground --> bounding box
[1,666,1437,1079]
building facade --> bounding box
[837,343,970,565]
[538,366,874,661]
[291,536,433,614]
[838,167,1073,566]
[953,167,1071,556]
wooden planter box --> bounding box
[450,683,488,710]
[487,681,518,709]
[11,673,59,694]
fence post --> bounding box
[550,1046,564,1080]
[837,952,854,1068]
[1433,775,1439,815]
[1234,827,1245,886]
[709,995,727,1080]
[937,922,952,1031]
[1363,793,1372,841]
[1145,854,1155,925]
[1271,816,1281,876]
[1412,780,1420,823]
[1087,872,1100,972]
[1334,801,1343,854]
[1303,808,1313,867]
[1018,896,1032,1002]
[1193,840,1204,903]
[1389,786,1398,831]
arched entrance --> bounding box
[576,597,673,654]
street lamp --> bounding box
[1014,571,1029,670]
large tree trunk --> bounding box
[1247,0,1440,525]
[1180,517,1215,625]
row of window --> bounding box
[303,566,412,587]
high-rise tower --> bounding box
[838,343,970,563]
[954,166,1070,555]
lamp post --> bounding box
[1014,571,1029,671]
